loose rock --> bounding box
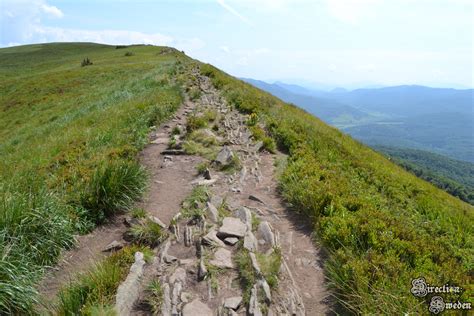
[182,299,213,316]
[224,296,243,310]
[210,248,234,269]
[115,252,146,316]
[206,202,219,222]
[234,206,252,231]
[224,237,239,245]
[215,146,234,166]
[258,221,275,246]
[243,231,258,252]
[217,217,246,239]
[103,240,124,252]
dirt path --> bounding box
[38,68,332,315]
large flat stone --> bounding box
[210,247,234,269]
[217,217,246,238]
[182,299,213,316]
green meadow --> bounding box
[0,43,187,313]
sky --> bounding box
[1,0,473,89]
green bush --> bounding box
[81,57,93,67]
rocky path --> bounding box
[123,71,331,315]
[39,68,331,315]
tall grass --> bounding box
[0,43,186,313]
[80,160,147,223]
[55,246,145,315]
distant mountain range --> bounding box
[242,78,474,163]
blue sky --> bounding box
[1,0,473,89]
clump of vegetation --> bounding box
[127,219,166,247]
[171,125,181,136]
[234,249,257,304]
[196,161,210,175]
[217,153,241,173]
[188,129,218,147]
[186,115,208,133]
[131,208,147,219]
[202,63,473,314]
[124,51,134,57]
[249,125,276,153]
[55,245,147,315]
[188,86,201,101]
[181,185,209,221]
[80,160,147,223]
[246,112,259,126]
[81,57,93,67]
[256,248,281,289]
[147,279,163,314]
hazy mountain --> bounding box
[241,78,370,122]
[243,78,474,162]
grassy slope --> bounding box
[0,43,189,313]
[374,145,474,205]
[200,64,473,314]
[1,43,473,314]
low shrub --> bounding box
[81,57,93,67]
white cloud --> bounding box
[216,0,253,26]
[40,3,63,18]
[33,26,174,46]
[0,0,205,54]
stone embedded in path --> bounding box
[210,195,223,208]
[210,247,234,269]
[258,221,275,247]
[249,284,263,316]
[224,237,239,245]
[182,299,213,316]
[202,228,226,247]
[215,146,234,166]
[244,231,258,252]
[234,206,252,231]
[224,296,243,310]
[249,194,266,205]
[203,168,212,180]
[148,215,167,229]
[198,258,208,281]
[218,217,247,239]
[103,240,124,252]
[206,202,219,223]
[115,252,146,316]
[249,252,261,275]
[161,283,172,316]
[181,291,192,303]
[170,267,187,285]
[258,278,272,304]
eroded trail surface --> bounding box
[39,69,332,315]
[128,71,331,315]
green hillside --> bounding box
[0,43,472,314]
[374,146,474,205]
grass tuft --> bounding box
[80,160,147,223]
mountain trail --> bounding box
[38,68,332,315]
